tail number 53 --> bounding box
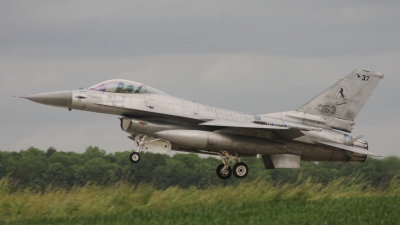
[317,104,336,114]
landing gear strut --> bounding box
[216,151,248,179]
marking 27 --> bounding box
[357,73,370,81]
[317,104,336,114]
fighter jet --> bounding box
[18,69,384,179]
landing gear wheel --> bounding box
[233,162,248,178]
[129,152,141,163]
[216,164,232,180]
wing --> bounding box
[316,141,381,157]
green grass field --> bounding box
[1,177,400,225]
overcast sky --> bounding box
[1,1,399,157]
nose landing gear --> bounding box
[128,134,173,164]
[216,151,248,179]
[129,135,147,164]
[129,152,141,163]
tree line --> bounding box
[0,146,399,190]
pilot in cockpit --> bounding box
[116,82,125,93]
[125,84,134,93]
[88,79,164,94]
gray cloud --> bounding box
[1,1,399,59]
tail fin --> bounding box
[297,69,384,122]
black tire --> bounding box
[129,152,141,163]
[233,162,249,178]
[216,164,232,180]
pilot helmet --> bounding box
[117,82,125,91]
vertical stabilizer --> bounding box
[297,69,383,121]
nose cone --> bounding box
[25,91,72,108]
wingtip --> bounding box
[368,151,382,157]
[366,152,382,157]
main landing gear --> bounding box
[216,151,248,180]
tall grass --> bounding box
[1,175,399,224]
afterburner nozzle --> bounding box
[24,91,72,108]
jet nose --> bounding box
[25,91,72,108]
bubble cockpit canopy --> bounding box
[88,79,165,94]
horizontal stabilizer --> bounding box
[317,141,381,157]
[344,135,364,145]
[199,120,288,130]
